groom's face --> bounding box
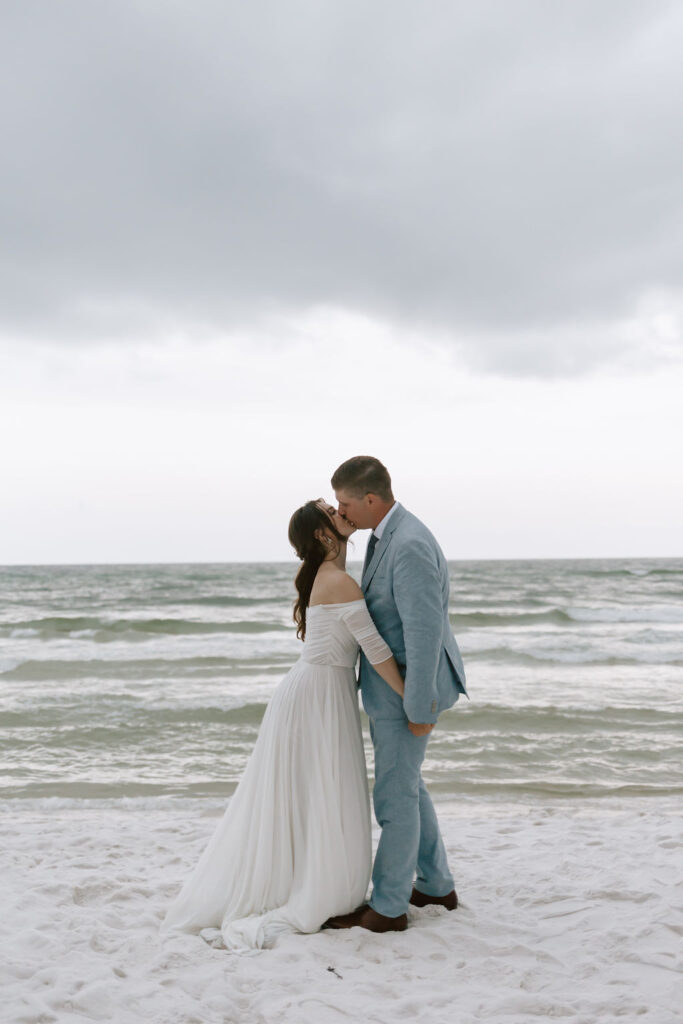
[334,488,375,530]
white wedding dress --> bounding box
[160,598,392,952]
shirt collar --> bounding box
[372,501,398,540]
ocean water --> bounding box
[1,559,682,809]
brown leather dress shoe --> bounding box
[325,906,408,933]
[322,903,369,929]
[409,887,458,910]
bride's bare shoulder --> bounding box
[310,568,363,604]
[331,572,363,602]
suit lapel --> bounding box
[361,504,406,592]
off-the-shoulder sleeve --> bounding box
[338,600,393,665]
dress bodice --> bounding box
[300,599,392,668]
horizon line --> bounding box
[1,554,681,569]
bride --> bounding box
[160,498,405,951]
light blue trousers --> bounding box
[368,717,455,918]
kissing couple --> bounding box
[160,455,467,951]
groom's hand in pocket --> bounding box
[408,721,435,736]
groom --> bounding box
[326,456,467,934]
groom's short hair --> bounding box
[331,456,393,502]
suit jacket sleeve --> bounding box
[393,537,443,723]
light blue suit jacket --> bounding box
[359,503,467,724]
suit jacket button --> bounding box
[431,700,437,713]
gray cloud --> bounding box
[1,0,682,373]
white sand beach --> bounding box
[2,797,681,1024]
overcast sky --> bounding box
[1,0,682,563]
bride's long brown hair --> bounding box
[288,500,347,641]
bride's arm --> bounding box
[365,653,405,698]
[338,599,405,698]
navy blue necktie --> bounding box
[364,533,378,573]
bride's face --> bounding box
[316,498,356,539]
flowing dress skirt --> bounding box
[160,658,372,951]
